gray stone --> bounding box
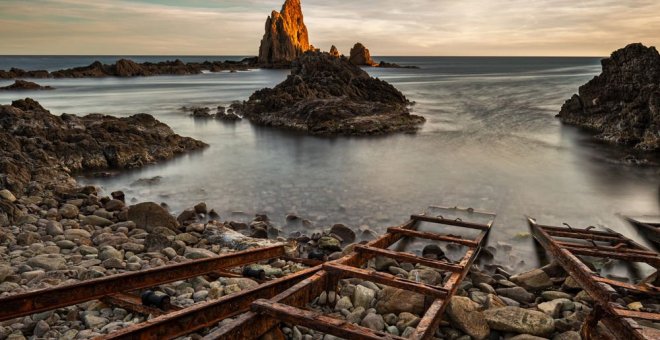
[346,306,366,324]
[27,254,66,271]
[446,296,490,340]
[360,313,385,331]
[64,228,91,241]
[82,215,113,227]
[484,307,555,336]
[353,285,375,309]
[538,298,571,318]
[511,268,553,291]
[496,286,536,303]
[0,264,14,281]
[409,269,441,285]
[0,189,16,202]
[32,320,49,337]
[45,221,64,236]
[334,296,353,311]
[375,256,398,271]
[184,247,216,259]
[553,331,581,340]
[375,287,424,315]
[82,314,108,329]
[99,246,123,261]
[127,202,179,232]
[318,236,341,251]
[542,291,573,301]
[329,224,356,244]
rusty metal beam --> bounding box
[251,299,405,340]
[592,276,660,295]
[563,246,660,266]
[323,263,449,298]
[387,227,478,247]
[101,293,180,317]
[528,218,659,340]
[353,244,463,272]
[100,265,321,340]
[0,245,285,322]
[411,214,490,230]
[555,241,658,256]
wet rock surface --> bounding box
[0,98,207,198]
[0,58,259,79]
[0,80,53,91]
[234,51,425,136]
[558,43,660,152]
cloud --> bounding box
[0,0,658,55]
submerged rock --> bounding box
[258,0,311,67]
[0,80,53,91]
[235,52,425,136]
[558,43,660,151]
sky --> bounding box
[0,0,659,56]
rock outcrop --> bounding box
[258,0,311,67]
[558,43,660,151]
[0,98,207,195]
[329,45,340,58]
[349,43,377,66]
[0,80,53,91]
[234,52,425,136]
[0,58,259,79]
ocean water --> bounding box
[1,56,658,270]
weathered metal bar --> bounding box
[0,245,285,322]
[101,293,179,317]
[251,299,405,340]
[536,224,632,237]
[528,218,658,340]
[555,241,658,256]
[100,265,321,340]
[592,276,660,295]
[387,227,478,247]
[323,263,449,298]
[411,214,490,230]
[614,308,660,321]
[544,230,626,243]
[353,244,463,272]
[561,246,660,266]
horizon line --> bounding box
[0,54,607,58]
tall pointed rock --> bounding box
[258,0,311,66]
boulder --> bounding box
[258,0,311,66]
[352,285,375,309]
[329,224,356,244]
[484,307,555,336]
[375,287,425,315]
[360,313,385,331]
[446,296,490,340]
[27,254,66,271]
[127,202,179,232]
[510,268,553,291]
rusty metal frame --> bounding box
[206,207,495,340]
[0,245,286,321]
[528,218,660,340]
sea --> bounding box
[1,55,658,271]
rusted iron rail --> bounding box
[0,245,285,321]
[207,207,495,340]
[528,218,660,340]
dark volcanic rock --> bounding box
[235,52,425,136]
[349,43,377,66]
[558,43,660,151]
[0,98,207,195]
[329,45,340,58]
[0,80,53,91]
[258,0,311,67]
[0,58,258,79]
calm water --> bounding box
[1,56,659,270]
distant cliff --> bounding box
[558,43,660,151]
[258,0,312,67]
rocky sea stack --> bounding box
[0,98,207,198]
[0,80,53,91]
[258,0,311,67]
[349,43,377,66]
[235,52,425,136]
[558,43,660,151]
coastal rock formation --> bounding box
[235,51,425,136]
[349,43,377,66]
[558,43,660,151]
[258,0,311,67]
[0,98,207,195]
[0,80,53,91]
[0,58,259,79]
[329,45,340,58]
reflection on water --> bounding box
[1,56,658,270]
